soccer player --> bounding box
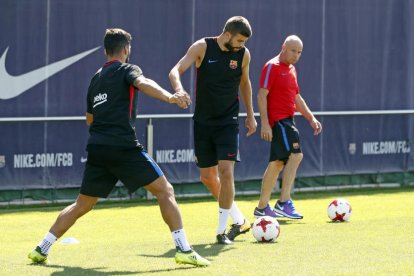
[169,16,257,244]
[28,28,210,267]
[254,35,322,219]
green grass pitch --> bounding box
[0,187,413,275]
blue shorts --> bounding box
[269,117,301,163]
[81,145,163,197]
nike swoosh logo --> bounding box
[0,46,100,100]
[208,59,218,63]
[276,203,284,210]
[255,210,265,216]
[227,153,237,157]
[80,157,87,163]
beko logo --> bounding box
[93,93,108,108]
[0,46,100,100]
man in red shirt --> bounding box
[254,35,322,219]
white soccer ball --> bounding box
[327,198,352,222]
[252,216,280,242]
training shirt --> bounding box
[194,37,245,126]
[86,60,142,148]
[260,56,300,127]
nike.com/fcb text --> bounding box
[14,153,73,168]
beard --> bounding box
[224,39,242,52]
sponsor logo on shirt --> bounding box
[229,60,238,69]
[93,93,107,108]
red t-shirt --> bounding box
[259,56,299,127]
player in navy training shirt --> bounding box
[169,16,257,245]
[28,28,210,267]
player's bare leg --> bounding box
[280,153,303,201]
[145,176,182,231]
[28,194,98,263]
[217,160,235,209]
[201,164,249,241]
[210,160,233,244]
[145,176,210,266]
[200,166,244,224]
[49,194,98,238]
[200,166,220,200]
[257,161,284,209]
[274,153,304,219]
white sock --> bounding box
[229,202,245,225]
[217,208,230,234]
[171,228,191,252]
[38,232,57,255]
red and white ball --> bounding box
[252,216,280,242]
[327,198,352,222]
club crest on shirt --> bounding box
[229,60,238,69]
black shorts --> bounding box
[194,122,240,168]
[80,145,163,198]
[269,117,301,163]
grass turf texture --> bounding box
[0,187,413,275]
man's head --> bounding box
[222,16,252,52]
[280,35,303,65]
[104,28,132,62]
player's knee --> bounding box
[164,182,175,197]
[73,201,94,216]
[200,174,218,186]
[290,152,303,163]
[153,181,175,199]
[218,166,233,181]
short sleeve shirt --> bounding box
[259,56,299,127]
[86,61,143,148]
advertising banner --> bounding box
[1,0,413,190]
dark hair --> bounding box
[223,16,252,38]
[104,28,132,55]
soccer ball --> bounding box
[252,216,280,242]
[327,198,352,222]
